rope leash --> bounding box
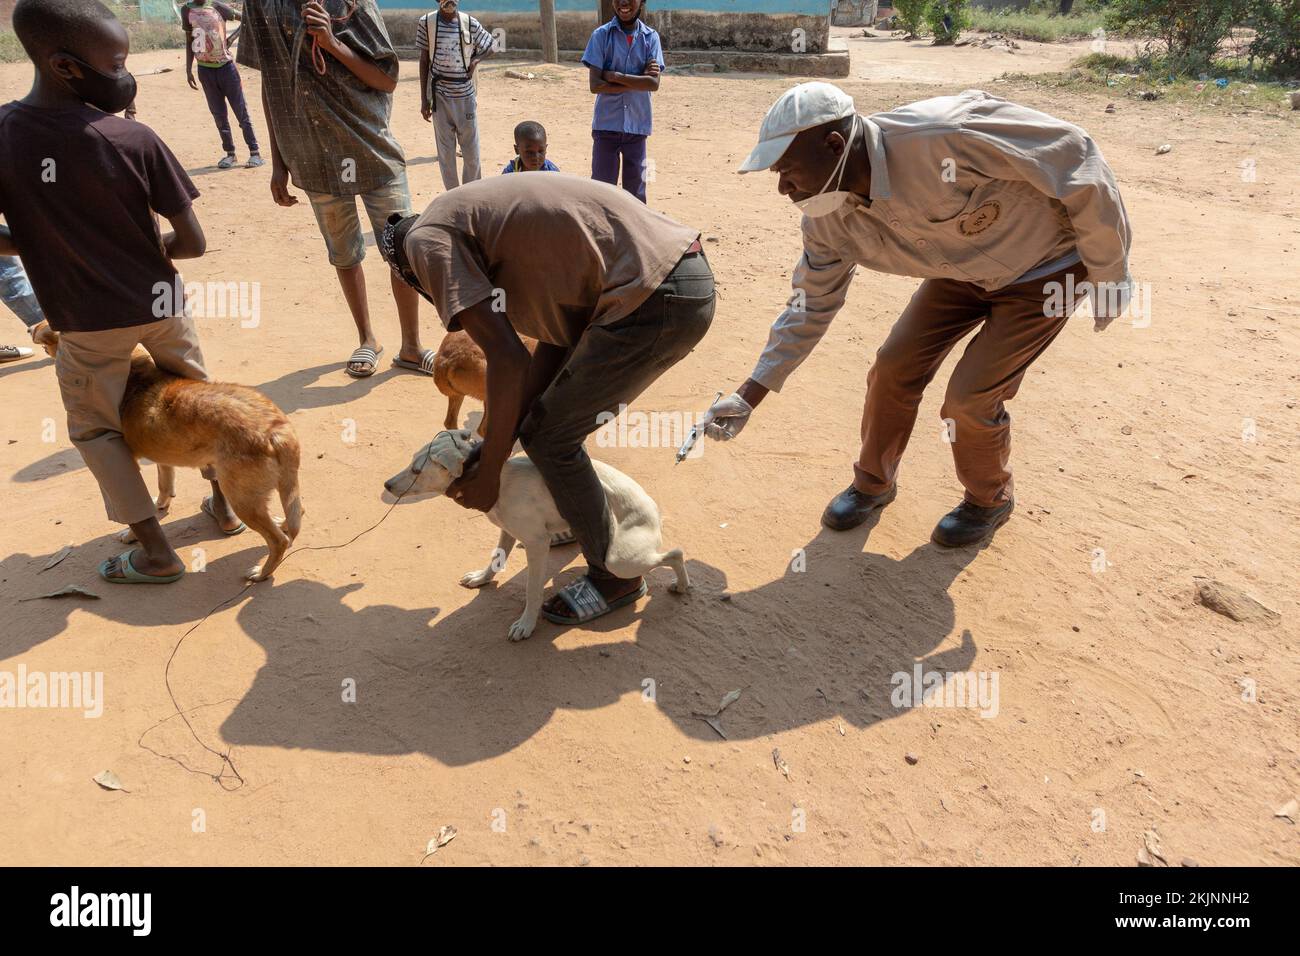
[290,0,358,97]
[309,0,359,76]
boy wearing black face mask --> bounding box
[0,0,237,585]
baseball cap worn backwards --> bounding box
[738,82,857,174]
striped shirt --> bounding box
[417,11,493,100]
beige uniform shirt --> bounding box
[753,90,1133,393]
[404,173,699,347]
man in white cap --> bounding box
[702,83,1132,547]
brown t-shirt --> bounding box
[0,102,199,333]
[403,173,699,347]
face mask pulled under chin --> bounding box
[58,54,137,115]
[794,119,858,219]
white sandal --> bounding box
[345,345,383,378]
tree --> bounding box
[1104,0,1248,71]
[1248,0,1300,74]
[894,0,928,37]
[926,0,971,46]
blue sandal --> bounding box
[98,549,184,585]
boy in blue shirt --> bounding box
[501,120,558,173]
[581,0,662,203]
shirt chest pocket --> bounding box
[849,217,885,261]
[607,32,642,71]
[924,180,1012,239]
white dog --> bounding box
[383,430,689,640]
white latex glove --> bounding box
[701,392,754,441]
[1088,275,1135,332]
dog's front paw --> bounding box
[459,568,494,589]
[507,616,536,642]
[669,581,691,594]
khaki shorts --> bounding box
[54,314,207,525]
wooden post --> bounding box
[540,0,559,63]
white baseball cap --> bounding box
[738,82,857,174]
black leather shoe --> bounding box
[820,484,897,531]
[931,499,1014,548]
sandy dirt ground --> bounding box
[1,29,1297,867]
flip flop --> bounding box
[217,154,238,169]
[391,348,437,377]
[345,345,383,378]
[201,495,246,535]
[549,530,577,547]
[0,344,34,364]
[98,549,185,584]
[540,576,648,625]
[245,154,266,168]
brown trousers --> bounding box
[55,315,208,525]
[854,263,1087,509]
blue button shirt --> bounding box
[581,18,664,137]
[501,158,560,174]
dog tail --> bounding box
[271,425,303,541]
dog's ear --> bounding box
[426,430,471,478]
[411,441,434,473]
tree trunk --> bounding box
[540,0,558,63]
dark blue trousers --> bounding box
[591,130,648,203]
[197,61,259,155]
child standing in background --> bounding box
[418,0,495,190]
[501,121,558,174]
[581,0,663,203]
[181,0,264,169]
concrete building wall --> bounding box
[381,1,832,56]
[111,1,835,62]
[830,0,877,28]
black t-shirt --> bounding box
[0,102,199,333]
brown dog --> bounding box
[434,330,538,437]
[50,335,303,582]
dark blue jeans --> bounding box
[591,130,648,203]
[197,61,259,155]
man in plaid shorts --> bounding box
[239,0,436,378]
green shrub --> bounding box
[1248,0,1300,75]
[1104,0,1248,73]
[894,0,929,36]
[926,0,972,45]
